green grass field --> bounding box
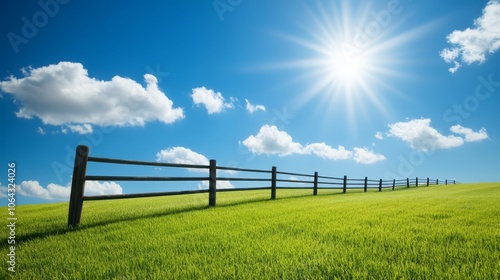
[1,183,499,279]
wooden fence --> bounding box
[68,145,456,227]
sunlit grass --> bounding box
[1,183,499,279]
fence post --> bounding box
[364,177,368,192]
[392,179,395,191]
[406,178,410,188]
[454,180,456,184]
[271,166,277,200]
[436,179,439,185]
[313,172,318,196]
[427,177,429,186]
[209,160,217,207]
[416,177,418,187]
[445,179,448,185]
[68,145,89,228]
[378,179,382,192]
[343,175,347,193]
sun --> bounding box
[263,0,429,126]
[330,50,368,86]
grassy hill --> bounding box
[1,183,499,279]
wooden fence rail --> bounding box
[68,145,456,227]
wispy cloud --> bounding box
[440,0,500,73]
[242,125,385,164]
[245,99,266,113]
[191,86,235,114]
[0,62,184,132]
[66,124,93,135]
[37,127,46,135]
[387,118,488,151]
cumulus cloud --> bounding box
[353,147,386,165]
[245,99,266,113]
[191,86,235,114]
[440,0,500,73]
[387,118,488,151]
[242,125,384,164]
[242,125,303,156]
[302,142,352,160]
[156,146,235,187]
[16,180,122,201]
[0,62,184,132]
[375,132,384,140]
[84,181,123,196]
[156,146,210,174]
[450,125,489,142]
[156,147,209,166]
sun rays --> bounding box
[262,0,431,127]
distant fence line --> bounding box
[68,145,456,227]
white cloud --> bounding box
[17,181,53,200]
[156,146,235,185]
[37,127,46,135]
[156,146,242,172]
[450,125,489,142]
[84,181,123,196]
[353,147,386,165]
[242,125,384,164]
[387,118,488,151]
[67,124,93,135]
[440,0,500,73]
[0,182,8,198]
[375,132,384,140]
[0,62,184,131]
[17,180,122,201]
[156,147,209,166]
[156,146,209,173]
[245,99,266,113]
[241,125,303,156]
[302,142,352,160]
[198,180,234,190]
[191,86,234,114]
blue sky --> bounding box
[1,0,499,205]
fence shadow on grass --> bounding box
[9,183,451,245]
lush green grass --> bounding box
[1,183,499,279]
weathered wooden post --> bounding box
[208,160,217,206]
[445,179,448,185]
[416,177,419,187]
[68,145,89,228]
[426,177,430,186]
[406,178,410,188]
[453,180,456,184]
[392,179,395,191]
[436,179,439,185]
[364,177,368,192]
[343,175,347,193]
[378,179,382,192]
[271,166,277,200]
[313,172,318,196]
